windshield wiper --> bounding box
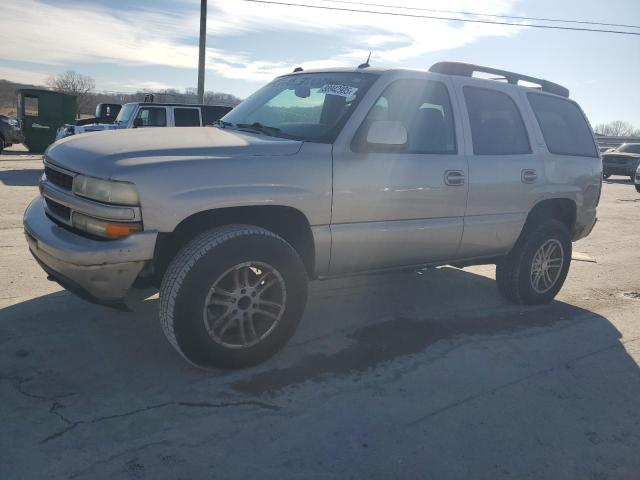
[213,119,233,128]
[235,122,281,136]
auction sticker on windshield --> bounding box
[318,84,358,97]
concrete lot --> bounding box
[1,147,639,479]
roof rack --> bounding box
[429,61,569,98]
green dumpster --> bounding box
[17,89,77,153]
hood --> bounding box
[76,123,119,132]
[45,126,303,178]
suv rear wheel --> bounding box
[159,225,308,368]
[496,219,571,305]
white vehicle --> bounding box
[55,102,232,140]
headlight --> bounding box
[72,212,142,239]
[73,175,139,205]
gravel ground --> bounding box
[1,147,639,480]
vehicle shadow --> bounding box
[0,168,42,187]
[2,266,639,478]
[603,177,633,185]
[1,266,636,392]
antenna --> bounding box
[358,52,371,69]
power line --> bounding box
[316,0,640,30]
[238,0,640,36]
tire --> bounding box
[159,225,308,369]
[635,184,640,193]
[496,219,572,305]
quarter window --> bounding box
[528,93,598,157]
[174,108,201,127]
[353,79,457,154]
[464,86,531,155]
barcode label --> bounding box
[318,84,358,97]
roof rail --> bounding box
[429,61,569,98]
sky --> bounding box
[0,0,638,126]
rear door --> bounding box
[172,106,202,127]
[454,81,543,258]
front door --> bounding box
[330,77,468,274]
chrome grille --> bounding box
[44,165,74,190]
[45,197,71,221]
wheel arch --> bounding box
[154,205,316,282]
[522,197,577,236]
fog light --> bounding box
[72,212,142,239]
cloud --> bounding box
[0,0,523,84]
[0,67,50,85]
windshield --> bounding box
[617,144,640,154]
[221,72,377,142]
[114,103,137,124]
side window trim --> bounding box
[351,78,458,155]
[463,85,533,156]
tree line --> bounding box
[0,70,242,117]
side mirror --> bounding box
[133,118,143,128]
[366,120,407,146]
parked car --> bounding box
[635,165,640,193]
[25,62,601,368]
[0,114,24,152]
[602,143,640,180]
[55,102,233,140]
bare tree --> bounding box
[46,71,96,115]
[594,120,640,137]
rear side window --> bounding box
[174,108,201,126]
[527,93,597,157]
[464,86,531,155]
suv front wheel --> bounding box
[159,225,308,369]
[496,219,572,305]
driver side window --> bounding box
[353,79,457,154]
[135,107,167,127]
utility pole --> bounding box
[197,0,207,104]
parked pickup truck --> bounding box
[55,102,233,140]
[25,62,601,368]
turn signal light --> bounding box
[105,223,142,239]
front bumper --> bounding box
[24,197,157,304]
[603,160,639,176]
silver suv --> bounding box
[24,62,601,368]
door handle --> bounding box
[444,170,465,186]
[521,169,538,183]
[32,123,50,130]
